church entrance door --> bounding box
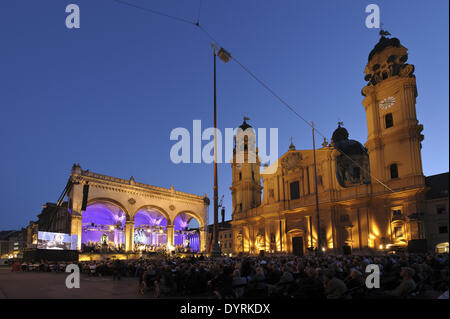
[292,237,303,256]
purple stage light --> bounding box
[81,202,125,246]
[134,209,168,246]
[174,213,200,252]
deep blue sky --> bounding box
[0,0,448,230]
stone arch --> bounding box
[287,228,305,233]
[133,205,170,249]
[81,198,129,251]
[132,205,172,226]
[174,210,205,228]
[173,210,204,253]
[287,228,305,255]
[287,228,306,238]
[86,197,130,221]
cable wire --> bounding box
[109,0,395,193]
[112,0,196,26]
[231,55,394,193]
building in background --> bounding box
[231,34,432,255]
[425,173,449,253]
[207,220,233,256]
[0,229,27,259]
[37,202,71,234]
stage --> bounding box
[22,248,79,262]
[78,251,205,262]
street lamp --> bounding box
[211,43,231,257]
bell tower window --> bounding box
[385,113,394,128]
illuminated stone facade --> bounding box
[424,173,449,253]
[231,35,429,255]
[68,165,209,252]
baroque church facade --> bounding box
[230,35,427,255]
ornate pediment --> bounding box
[281,152,302,170]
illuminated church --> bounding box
[230,34,429,255]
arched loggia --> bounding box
[81,199,129,252]
[173,211,202,253]
[133,207,169,252]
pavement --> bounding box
[0,268,150,299]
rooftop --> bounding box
[425,172,449,200]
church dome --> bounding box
[368,36,401,62]
[331,124,367,156]
[331,124,349,144]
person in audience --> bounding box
[323,270,348,299]
[385,266,417,298]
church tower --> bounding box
[230,119,262,216]
[362,34,425,190]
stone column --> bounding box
[167,225,174,248]
[125,221,134,252]
[348,207,359,250]
[280,218,286,252]
[243,224,249,253]
[70,214,82,251]
[264,220,271,252]
[199,227,207,253]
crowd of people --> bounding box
[9,252,449,299]
[133,243,167,253]
[173,244,196,254]
[135,253,448,299]
[11,261,70,272]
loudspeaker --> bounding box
[81,183,89,211]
